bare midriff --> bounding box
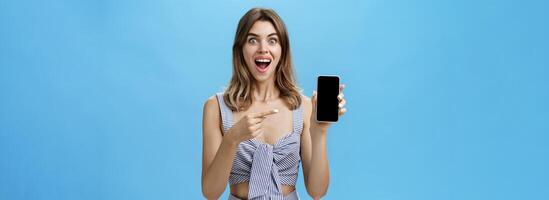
[230,182,295,199]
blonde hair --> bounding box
[224,8,302,112]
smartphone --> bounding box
[316,75,340,122]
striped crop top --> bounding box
[216,93,303,199]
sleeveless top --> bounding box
[216,93,303,199]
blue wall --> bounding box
[1,0,548,199]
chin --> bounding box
[252,72,274,83]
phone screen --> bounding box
[316,76,339,122]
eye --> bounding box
[268,38,278,45]
[248,38,258,44]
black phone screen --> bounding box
[316,76,339,122]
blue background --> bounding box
[1,0,548,199]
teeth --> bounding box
[255,59,271,63]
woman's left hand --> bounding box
[310,84,347,134]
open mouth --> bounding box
[254,58,271,73]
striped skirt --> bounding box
[228,190,299,200]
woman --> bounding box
[201,8,347,200]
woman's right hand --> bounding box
[226,109,279,144]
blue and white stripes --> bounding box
[216,93,303,200]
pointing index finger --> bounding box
[253,109,279,118]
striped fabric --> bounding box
[216,93,303,200]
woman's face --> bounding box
[243,20,281,83]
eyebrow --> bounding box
[247,33,278,37]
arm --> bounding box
[301,85,347,200]
[300,96,330,200]
[201,96,238,199]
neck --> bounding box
[252,79,279,102]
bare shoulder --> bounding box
[301,94,312,114]
[204,95,218,109]
[203,95,220,121]
[300,94,312,125]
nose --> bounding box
[258,41,268,54]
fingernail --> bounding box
[273,109,279,113]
